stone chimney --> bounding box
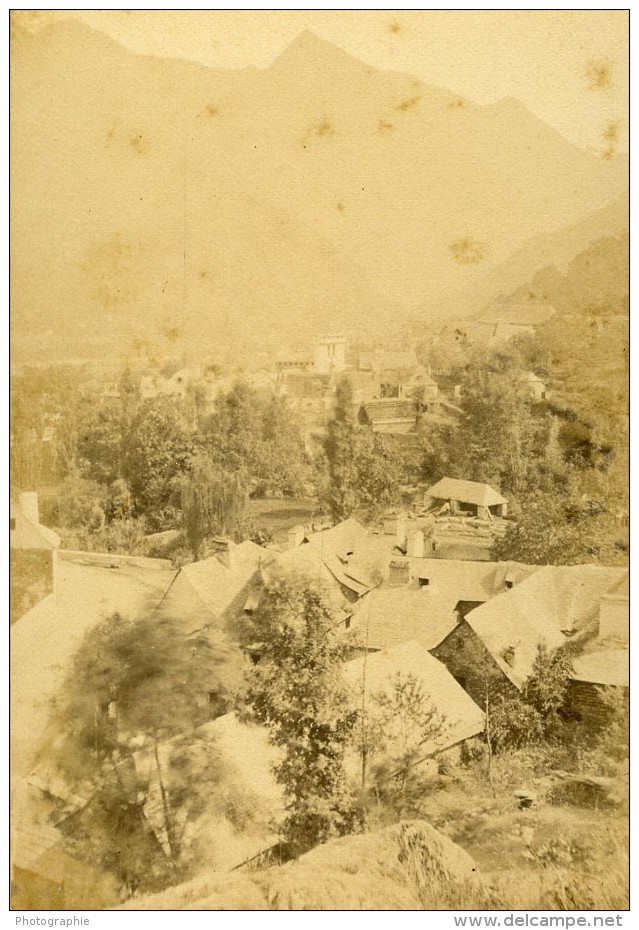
[387,559,410,586]
[210,537,235,570]
[19,491,40,525]
[407,530,424,559]
[287,525,306,549]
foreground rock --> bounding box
[120,820,483,910]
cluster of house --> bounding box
[10,481,628,906]
[91,315,552,450]
[274,335,464,440]
[433,302,556,353]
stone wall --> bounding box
[431,619,518,709]
[10,550,54,624]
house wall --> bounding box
[565,680,629,732]
[10,550,54,624]
[431,620,518,709]
[371,419,416,434]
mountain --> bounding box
[447,193,629,322]
[10,21,628,363]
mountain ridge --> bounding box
[11,19,628,363]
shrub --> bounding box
[490,695,544,753]
[42,475,107,531]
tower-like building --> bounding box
[313,335,346,374]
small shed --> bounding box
[424,478,508,519]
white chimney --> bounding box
[407,530,424,559]
[396,516,407,550]
[19,491,39,526]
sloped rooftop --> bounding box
[571,649,628,688]
[425,478,507,508]
[171,541,271,619]
[349,559,538,652]
[363,399,417,423]
[465,565,628,689]
[343,641,485,757]
[10,502,61,550]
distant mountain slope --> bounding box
[11,21,628,362]
[452,193,628,320]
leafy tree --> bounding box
[492,488,627,566]
[80,516,148,556]
[204,381,264,479]
[179,453,248,559]
[203,383,310,497]
[489,695,544,753]
[488,643,574,753]
[11,365,89,485]
[593,686,629,766]
[77,404,125,485]
[351,433,415,521]
[454,346,546,494]
[107,478,135,522]
[323,378,360,521]
[49,611,242,876]
[359,672,446,817]
[122,400,195,526]
[237,582,362,853]
[10,425,42,491]
[43,472,107,531]
[524,642,574,725]
[255,395,310,496]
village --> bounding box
[10,299,629,909]
[9,9,629,914]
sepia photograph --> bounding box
[9,8,629,913]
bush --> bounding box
[490,695,544,753]
[106,478,134,521]
[42,475,107,531]
[82,518,148,555]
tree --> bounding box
[77,404,125,485]
[488,643,574,753]
[256,395,310,496]
[179,453,248,559]
[492,488,627,566]
[323,378,359,521]
[489,695,544,753]
[352,433,414,521]
[203,383,310,498]
[359,672,446,818]
[44,472,107,532]
[454,346,546,494]
[524,642,574,727]
[48,611,241,879]
[122,400,195,526]
[237,582,362,853]
[107,478,135,522]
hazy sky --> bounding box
[16,9,629,153]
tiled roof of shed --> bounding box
[425,478,507,508]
